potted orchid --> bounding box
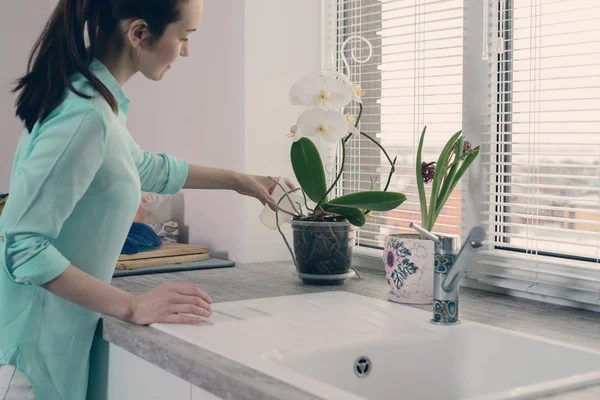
[383,126,479,304]
[261,36,406,284]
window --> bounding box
[322,0,466,250]
[486,0,600,261]
[324,0,600,308]
[473,0,600,307]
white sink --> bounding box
[152,291,600,400]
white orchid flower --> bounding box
[296,108,349,143]
[290,74,353,110]
[352,83,365,103]
[345,113,355,125]
[346,113,360,136]
[287,125,301,142]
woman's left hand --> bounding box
[235,174,295,208]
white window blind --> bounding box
[322,0,466,249]
[473,0,600,306]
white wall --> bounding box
[0,1,56,190]
[241,0,321,263]
[127,0,321,263]
[125,0,246,261]
[0,0,322,264]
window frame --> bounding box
[324,0,600,311]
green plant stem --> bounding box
[355,102,363,128]
[316,102,398,215]
[275,197,299,273]
[359,131,393,168]
[268,177,302,216]
[301,188,310,211]
[316,103,365,212]
[343,102,363,143]
[261,187,302,219]
[359,131,397,191]
[295,202,304,217]
[385,157,398,192]
[358,132,397,216]
[262,199,298,218]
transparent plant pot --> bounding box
[291,220,357,284]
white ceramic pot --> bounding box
[383,233,435,304]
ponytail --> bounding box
[13,0,117,133]
[13,0,183,133]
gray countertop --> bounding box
[101,262,600,400]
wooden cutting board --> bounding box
[118,243,209,261]
[116,253,210,270]
[116,243,210,270]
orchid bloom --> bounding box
[345,113,360,136]
[288,125,299,141]
[352,83,365,103]
[295,108,348,143]
[290,74,353,110]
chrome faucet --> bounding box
[432,227,486,324]
[409,224,486,325]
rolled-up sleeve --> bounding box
[126,134,188,194]
[0,107,107,286]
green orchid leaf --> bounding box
[328,191,407,211]
[290,137,327,203]
[322,204,366,226]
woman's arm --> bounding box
[183,165,243,190]
[183,164,292,209]
[42,264,212,325]
[125,131,287,205]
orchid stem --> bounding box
[263,177,302,218]
[316,102,365,211]
[268,177,302,216]
[275,198,299,273]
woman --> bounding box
[0,1,283,399]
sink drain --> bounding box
[354,356,371,378]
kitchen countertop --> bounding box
[100,262,600,400]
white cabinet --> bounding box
[105,343,190,400]
[88,338,221,400]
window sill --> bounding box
[352,245,600,312]
[352,246,385,273]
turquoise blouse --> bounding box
[0,59,188,400]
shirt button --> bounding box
[0,236,4,242]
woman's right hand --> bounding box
[129,282,212,325]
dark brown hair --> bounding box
[13,0,183,132]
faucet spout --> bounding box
[432,226,486,325]
[441,226,486,293]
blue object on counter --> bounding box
[121,222,163,255]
